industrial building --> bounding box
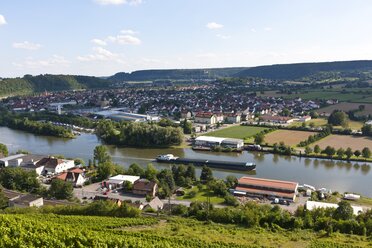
[194,136,244,149]
[95,108,160,122]
[235,176,299,202]
[306,201,365,215]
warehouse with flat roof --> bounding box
[235,176,299,202]
[194,136,244,149]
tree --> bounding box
[362,147,371,159]
[225,175,238,189]
[305,146,312,155]
[334,201,354,220]
[200,165,213,183]
[127,163,144,177]
[157,169,175,194]
[93,145,111,164]
[182,119,192,134]
[97,161,116,180]
[48,179,73,200]
[208,179,227,196]
[185,165,196,181]
[345,147,353,160]
[254,133,264,145]
[336,148,345,159]
[0,143,8,157]
[144,163,157,181]
[314,145,321,154]
[328,110,348,127]
[354,150,361,157]
[323,146,336,158]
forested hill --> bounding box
[109,67,247,82]
[0,74,109,97]
[235,60,372,80]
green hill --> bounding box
[0,74,109,97]
[235,60,372,80]
[109,67,247,82]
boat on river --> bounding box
[156,154,256,171]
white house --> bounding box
[36,157,75,175]
[194,112,217,125]
[0,154,26,167]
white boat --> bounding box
[156,154,178,161]
[344,193,361,200]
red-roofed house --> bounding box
[194,112,217,125]
[235,177,298,202]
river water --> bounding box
[0,127,371,197]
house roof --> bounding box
[10,194,42,205]
[108,175,140,184]
[238,177,298,191]
[146,197,163,210]
[36,157,64,168]
[133,179,156,192]
[235,186,296,199]
[195,112,215,118]
[195,136,225,143]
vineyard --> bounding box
[0,214,371,248]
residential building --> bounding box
[144,197,164,211]
[235,177,299,202]
[36,157,75,175]
[132,179,158,197]
[194,112,217,125]
[55,168,86,187]
[0,154,26,167]
[9,194,44,208]
[224,112,241,124]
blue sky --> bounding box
[1,0,372,77]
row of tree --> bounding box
[305,145,371,160]
[298,128,331,147]
[171,200,372,236]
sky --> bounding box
[1,0,372,77]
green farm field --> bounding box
[204,125,267,140]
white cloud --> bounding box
[206,22,223,29]
[120,29,137,35]
[12,55,70,69]
[264,27,272,32]
[216,34,231,40]
[0,15,6,25]
[94,0,142,5]
[91,38,107,46]
[12,41,42,50]
[115,35,141,45]
[250,28,257,33]
[77,47,123,63]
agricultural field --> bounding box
[260,88,372,103]
[317,102,372,116]
[0,214,370,248]
[311,135,372,151]
[264,130,316,146]
[204,125,267,140]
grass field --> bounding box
[176,185,225,204]
[311,135,372,150]
[204,125,267,140]
[264,130,316,146]
[289,118,328,128]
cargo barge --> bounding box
[156,154,256,171]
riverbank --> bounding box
[1,126,371,197]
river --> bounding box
[0,127,371,197]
